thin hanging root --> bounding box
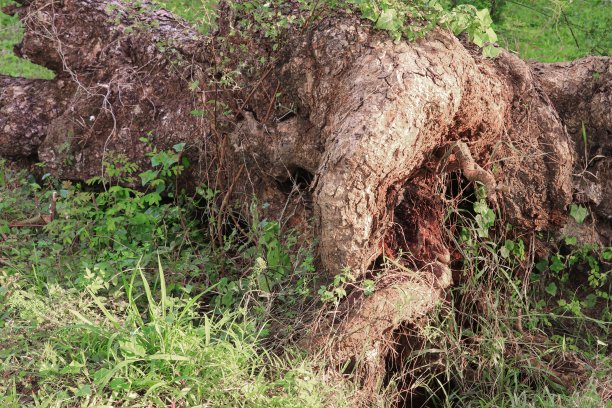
[441,141,500,201]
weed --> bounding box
[0,153,347,406]
[381,173,611,406]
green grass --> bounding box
[0,157,349,406]
[0,263,338,406]
[154,0,218,32]
[2,143,609,406]
[0,0,53,79]
[494,0,611,61]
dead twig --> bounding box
[9,191,57,228]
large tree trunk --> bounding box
[530,58,611,241]
[1,0,609,391]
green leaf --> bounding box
[582,293,597,308]
[475,8,492,26]
[139,170,159,186]
[569,204,588,224]
[482,45,500,58]
[355,0,379,22]
[60,360,84,375]
[93,368,111,384]
[500,246,510,259]
[109,378,130,392]
[143,192,162,206]
[120,339,147,358]
[550,255,565,273]
[545,282,557,296]
[75,384,91,397]
[472,32,485,47]
[473,200,489,214]
[564,236,577,246]
[535,259,548,272]
[485,27,497,42]
[375,8,400,32]
[363,279,375,296]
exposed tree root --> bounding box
[1,0,610,401]
[530,57,611,243]
[439,141,499,201]
[307,264,452,393]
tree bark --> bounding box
[0,76,71,158]
[530,57,611,240]
[1,0,609,389]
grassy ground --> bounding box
[494,0,611,62]
[1,151,609,406]
[0,157,353,406]
[154,0,218,31]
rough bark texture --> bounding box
[0,76,72,157]
[3,0,211,181]
[531,58,611,242]
[1,0,610,389]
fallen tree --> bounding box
[1,0,610,396]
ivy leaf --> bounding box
[569,204,588,224]
[376,8,400,32]
[549,255,565,273]
[476,8,493,26]
[482,45,500,58]
[139,170,159,186]
[545,282,557,296]
[473,200,488,214]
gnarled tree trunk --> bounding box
[1,0,609,392]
